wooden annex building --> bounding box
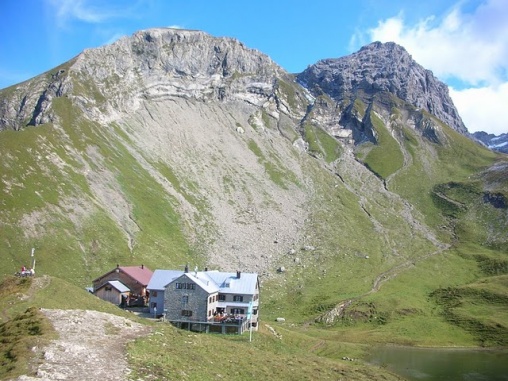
[92,264,153,307]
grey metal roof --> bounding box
[147,269,183,290]
[148,269,258,295]
[106,280,130,293]
[184,272,220,294]
[201,271,258,295]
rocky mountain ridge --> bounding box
[2,31,470,143]
[473,131,508,153]
[1,29,508,378]
[0,28,504,283]
[1,28,292,132]
[297,41,467,138]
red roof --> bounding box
[119,265,153,286]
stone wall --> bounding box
[165,274,216,322]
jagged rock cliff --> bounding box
[0,28,315,277]
[1,28,508,361]
[1,28,504,284]
[0,28,293,132]
[297,41,467,138]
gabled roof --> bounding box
[147,269,184,291]
[96,280,130,293]
[170,272,220,294]
[92,265,153,286]
[152,269,259,295]
[119,265,153,286]
[205,271,258,295]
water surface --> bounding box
[367,346,508,381]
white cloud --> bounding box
[363,1,508,86]
[352,0,508,134]
[46,0,149,28]
[47,0,113,26]
[450,84,508,134]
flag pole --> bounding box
[248,301,253,342]
[249,316,252,342]
[30,248,36,271]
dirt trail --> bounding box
[316,144,450,324]
[368,243,450,294]
[15,309,151,381]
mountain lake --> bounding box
[367,346,508,380]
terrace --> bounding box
[169,313,252,334]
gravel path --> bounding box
[16,309,151,381]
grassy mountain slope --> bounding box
[1,97,192,285]
[262,104,508,347]
[0,276,406,380]
[1,29,507,379]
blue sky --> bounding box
[1,0,507,134]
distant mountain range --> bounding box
[472,131,508,153]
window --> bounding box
[105,286,112,291]
[152,291,158,297]
[182,295,189,304]
[176,283,196,290]
[181,310,193,317]
[218,294,226,301]
[209,296,212,304]
[231,308,245,315]
[233,295,243,302]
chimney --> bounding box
[236,270,241,279]
[141,264,144,269]
[184,264,189,273]
[204,267,208,272]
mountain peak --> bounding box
[297,41,467,134]
[0,27,284,131]
[359,41,407,53]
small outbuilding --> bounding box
[94,280,130,305]
[92,264,153,306]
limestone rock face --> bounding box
[75,28,285,107]
[0,28,491,277]
[0,28,311,275]
[297,41,467,135]
[0,28,286,131]
[0,68,74,130]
